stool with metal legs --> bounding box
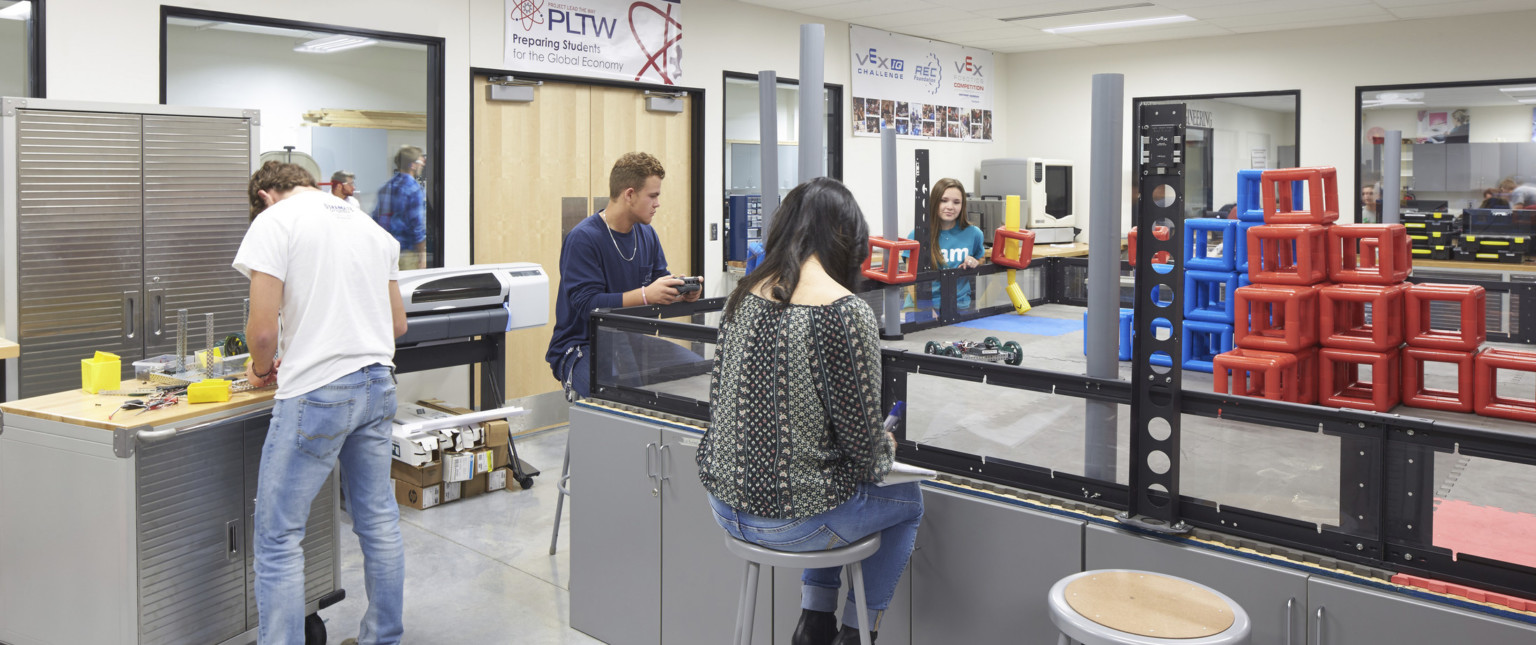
[724,533,881,645]
[1048,569,1250,645]
[548,435,571,555]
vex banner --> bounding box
[505,0,682,85]
[850,25,993,142]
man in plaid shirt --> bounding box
[372,145,428,270]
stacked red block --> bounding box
[1402,283,1483,414]
[1315,223,1413,412]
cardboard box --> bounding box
[419,399,507,449]
[442,481,463,503]
[443,451,474,483]
[391,459,443,488]
[488,467,508,492]
[463,470,488,498]
[399,402,486,451]
[394,479,441,510]
[390,424,441,467]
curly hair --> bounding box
[608,152,666,200]
[248,160,317,220]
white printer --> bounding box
[395,263,548,343]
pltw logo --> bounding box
[953,56,983,77]
[857,47,904,72]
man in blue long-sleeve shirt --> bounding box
[547,152,702,399]
[373,145,428,270]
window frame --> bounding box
[1134,89,1302,217]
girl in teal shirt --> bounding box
[906,177,984,317]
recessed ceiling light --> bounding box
[1042,15,1195,35]
[0,2,32,21]
[294,34,377,54]
[1499,86,1536,93]
[1518,98,1536,104]
[1001,3,1155,22]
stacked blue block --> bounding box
[1184,270,1238,324]
[1236,168,1304,223]
[1147,317,1175,368]
[1183,319,1234,372]
[1081,308,1136,361]
[1184,218,1238,272]
[1235,220,1262,273]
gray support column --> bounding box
[759,71,781,232]
[882,128,902,338]
[798,24,825,182]
[1382,130,1402,224]
[1084,73,1124,482]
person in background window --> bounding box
[373,146,428,270]
[1510,177,1536,210]
[1481,187,1510,209]
[1445,109,1470,144]
[1361,183,1380,223]
[699,177,921,645]
[904,178,983,321]
[330,170,360,210]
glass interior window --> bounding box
[1134,93,1300,219]
[0,0,34,97]
[164,15,439,267]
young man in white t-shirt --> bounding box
[234,161,409,644]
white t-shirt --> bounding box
[232,189,401,399]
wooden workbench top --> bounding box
[0,378,275,432]
[0,338,16,361]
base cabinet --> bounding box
[1085,524,1307,645]
[1308,577,1536,644]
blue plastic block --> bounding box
[1184,270,1239,323]
[1235,221,1262,273]
[1185,218,1239,272]
[1081,308,1136,361]
[1182,320,1234,373]
[1148,317,1175,367]
[1236,169,1303,223]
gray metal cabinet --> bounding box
[1470,143,1502,191]
[1520,142,1536,180]
[908,486,1083,644]
[772,530,912,645]
[1501,142,1521,184]
[568,406,771,645]
[241,414,338,629]
[1308,577,1536,644]
[1414,143,1447,191]
[1084,524,1307,645]
[2,101,256,400]
[1445,143,1471,191]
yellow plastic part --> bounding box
[187,379,233,404]
[81,351,121,394]
[1002,195,1031,314]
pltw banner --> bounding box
[505,0,682,85]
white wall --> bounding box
[0,16,26,97]
[1005,8,1536,234]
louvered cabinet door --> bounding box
[14,110,146,398]
[136,420,247,645]
[242,416,339,629]
[141,114,253,361]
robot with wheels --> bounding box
[924,336,1023,366]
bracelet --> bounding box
[252,365,273,379]
[641,286,649,306]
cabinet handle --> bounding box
[1286,598,1294,645]
[122,291,139,339]
[658,443,672,487]
[1315,606,1325,645]
[646,442,659,497]
[227,518,242,561]
[149,290,165,337]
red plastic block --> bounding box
[1406,283,1486,351]
[1261,167,1340,225]
[1328,224,1410,284]
[1213,348,1298,401]
[1320,347,1401,412]
[1292,346,1319,405]
[1248,224,1327,285]
[1402,346,1477,413]
[1318,283,1406,352]
[1128,225,1171,266]
[990,227,1036,269]
[1234,284,1318,351]
[1359,237,1379,268]
[1474,348,1536,422]
[861,236,922,284]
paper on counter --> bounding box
[878,461,937,487]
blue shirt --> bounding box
[905,224,985,309]
[546,213,671,373]
[372,172,426,249]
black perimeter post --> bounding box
[912,150,933,317]
[1121,102,1189,533]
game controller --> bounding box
[675,276,703,295]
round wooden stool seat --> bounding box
[1048,569,1250,645]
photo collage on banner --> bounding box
[504,0,683,85]
[849,25,992,142]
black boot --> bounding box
[831,624,877,644]
[790,609,839,645]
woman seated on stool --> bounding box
[698,177,924,645]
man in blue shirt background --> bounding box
[373,145,428,270]
[546,152,702,399]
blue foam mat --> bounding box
[953,313,1083,336]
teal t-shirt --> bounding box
[904,224,985,309]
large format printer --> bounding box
[396,262,549,344]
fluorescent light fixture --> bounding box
[1042,14,1194,34]
[1499,86,1536,93]
[1518,98,1536,104]
[294,34,377,54]
[0,2,32,21]
[1002,3,1154,22]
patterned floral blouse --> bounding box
[697,293,895,519]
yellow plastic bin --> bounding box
[187,379,233,404]
[81,351,121,394]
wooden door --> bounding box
[473,78,694,407]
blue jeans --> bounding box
[255,365,403,644]
[708,483,924,631]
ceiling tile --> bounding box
[971,1,1147,20]
[734,0,864,10]
[1222,14,1396,33]
[1182,0,1375,20]
[804,0,939,21]
[1387,0,1536,19]
[1068,22,1231,44]
[855,10,948,30]
[1204,4,1394,28]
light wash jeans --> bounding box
[708,482,924,631]
[255,364,402,645]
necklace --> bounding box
[601,211,637,262]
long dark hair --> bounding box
[927,178,970,269]
[725,177,870,321]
